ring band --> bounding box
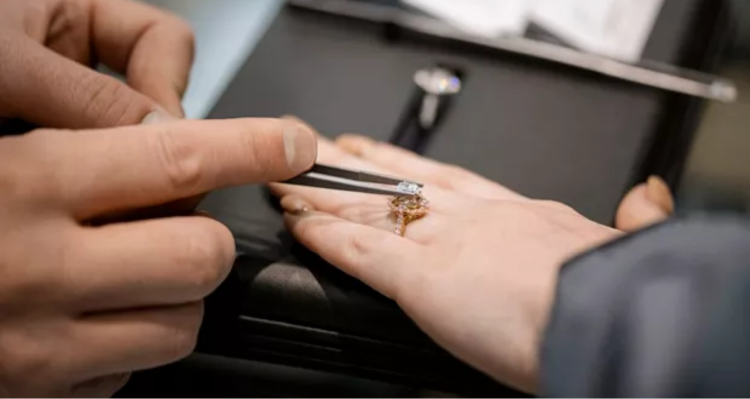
[389,191,429,236]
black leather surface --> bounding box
[117,353,432,397]
[188,1,717,395]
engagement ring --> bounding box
[388,188,429,236]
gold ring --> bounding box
[388,191,429,236]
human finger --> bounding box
[280,194,442,244]
[69,301,203,380]
[41,0,94,66]
[69,216,234,311]
[284,206,425,300]
[615,176,674,232]
[0,36,173,129]
[90,0,195,116]
[270,135,464,214]
[336,134,525,201]
[24,118,316,220]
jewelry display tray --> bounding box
[121,1,730,396]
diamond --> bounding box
[396,181,420,195]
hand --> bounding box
[0,0,194,129]
[0,118,316,397]
[270,129,672,393]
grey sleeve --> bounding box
[539,216,750,397]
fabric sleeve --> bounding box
[540,215,750,397]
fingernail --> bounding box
[141,109,178,125]
[646,176,675,214]
[281,196,313,215]
[283,124,317,173]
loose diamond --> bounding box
[396,181,420,195]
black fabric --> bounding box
[181,0,726,395]
[541,216,750,397]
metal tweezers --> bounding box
[281,164,422,197]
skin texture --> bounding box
[271,123,673,393]
[0,118,317,397]
[0,0,194,128]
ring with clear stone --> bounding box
[388,190,429,236]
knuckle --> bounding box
[241,129,275,177]
[434,164,470,188]
[345,232,371,259]
[341,230,378,268]
[443,164,469,178]
[152,129,203,193]
[172,18,196,52]
[54,0,87,33]
[79,75,134,126]
[535,200,577,214]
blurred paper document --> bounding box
[530,0,664,62]
[402,0,536,37]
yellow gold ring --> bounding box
[388,191,429,236]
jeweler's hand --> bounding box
[270,130,672,393]
[0,118,316,397]
[0,0,194,128]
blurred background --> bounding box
[139,0,750,216]
[681,0,750,213]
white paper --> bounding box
[402,0,536,37]
[530,0,664,62]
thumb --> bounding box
[615,176,675,232]
[1,39,176,129]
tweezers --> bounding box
[281,164,423,197]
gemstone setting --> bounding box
[388,189,429,236]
